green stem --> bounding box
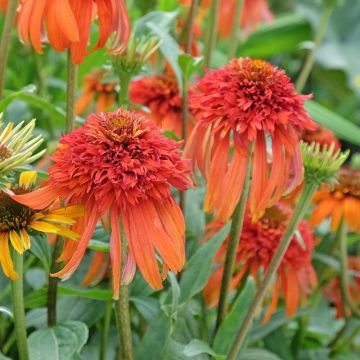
[47,237,64,327]
[11,249,29,360]
[184,0,200,54]
[214,145,253,332]
[118,73,131,108]
[228,182,318,359]
[204,0,220,69]
[100,301,113,360]
[337,219,360,317]
[66,50,78,133]
[0,0,18,99]
[228,0,244,60]
[114,286,133,360]
[295,2,335,93]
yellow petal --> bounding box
[0,232,19,280]
[9,230,24,254]
[19,171,37,188]
[20,228,31,250]
[55,226,80,240]
[43,213,77,225]
[51,205,84,218]
[29,220,61,234]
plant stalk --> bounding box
[100,301,113,360]
[0,0,18,99]
[11,249,29,360]
[295,2,335,93]
[214,146,253,332]
[228,0,244,60]
[228,182,318,359]
[184,0,200,54]
[66,50,78,133]
[204,0,220,68]
[118,73,131,107]
[114,286,133,360]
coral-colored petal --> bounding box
[12,185,59,210]
[262,278,280,324]
[110,206,122,299]
[283,267,299,317]
[82,251,109,287]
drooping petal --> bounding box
[82,251,109,287]
[110,206,122,299]
[0,232,19,280]
[9,230,24,254]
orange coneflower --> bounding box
[204,204,317,322]
[323,257,360,318]
[14,109,192,298]
[17,0,130,64]
[0,171,82,280]
[185,58,316,223]
[180,0,273,38]
[310,167,360,233]
[77,69,117,116]
[130,74,192,138]
[302,125,340,151]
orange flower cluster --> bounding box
[185,58,316,223]
[205,204,317,321]
[311,167,360,233]
[15,109,192,298]
[17,0,130,64]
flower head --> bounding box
[76,69,117,116]
[185,58,316,222]
[17,0,130,64]
[311,167,360,232]
[205,204,317,321]
[323,257,360,318]
[130,74,190,138]
[0,116,45,181]
[15,109,192,298]
[0,171,82,280]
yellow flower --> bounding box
[0,171,83,280]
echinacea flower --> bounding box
[310,167,360,233]
[323,257,360,318]
[204,204,317,321]
[76,69,117,116]
[14,109,192,298]
[302,125,340,152]
[130,74,191,138]
[180,0,273,38]
[17,0,130,64]
[0,171,82,280]
[185,58,316,223]
[0,117,45,180]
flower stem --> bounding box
[11,249,29,360]
[337,219,360,317]
[228,0,244,60]
[295,2,335,93]
[47,237,64,327]
[99,301,113,360]
[0,0,18,99]
[204,0,220,69]
[118,73,131,108]
[114,285,133,360]
[227,182,318,359]
[214,146,253,332]
[184,0,200,54]
[66,50,78,133]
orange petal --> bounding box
[82,251,109,287]
[110,207,122,299]
[283,267,299,317]
[262,278,280,324]
[12,185,59,210]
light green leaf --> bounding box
[178,54,204,83]
[29,234,51,271]
[305,100,360,145]
[180,224,230,302]
[238,348,283,360]
[213,277,256,355]
[183,339,224,359]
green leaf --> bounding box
[213,277,256,356]
[305,100,360,145]
[178,54,204,84]
[238,14,312,58]
[180,224,230,302]
[0,352,11,360]
[28,321,88,360]
[0,88,66,123]
[29,234,51,271]
[130,296,160,323]
[183,339,224,359]
[87,240,110,252]
[58,286,112,301]
[238,348,283,360]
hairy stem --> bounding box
[214,146,253,332]
[11,250,29,360]
[228,0,244,60]
[66,50,78,133]
[204,0,219,68]
[0,0,18,99]
[228,183,318,359]
[295,2,335,93]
